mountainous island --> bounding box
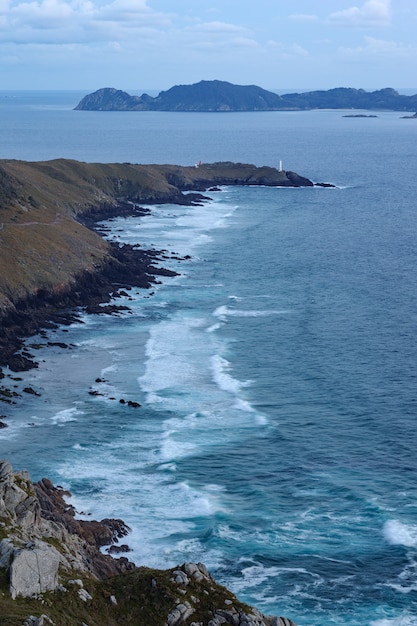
[74,80,417,112]
[0,159,323,624]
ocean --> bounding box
[1,91,417,626]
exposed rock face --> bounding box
[0,461,297,625]
[165,562,297,626]
[0,461,40,529]
[9,540,61,599]
[0,459,135,599]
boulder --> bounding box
[22,616,55,626]
[9,539,61,599]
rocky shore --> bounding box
[0,159,319,377]
[0,459,297,626]
[0,160,317,623]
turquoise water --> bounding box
[1,93,417,625]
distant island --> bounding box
[74,80,417,112]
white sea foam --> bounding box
[383,520,417,547]
[211,354,252,395]
[111,195,238,259]
[50,407,82,425]
[206,322,223,333]
[213,304,288,320]
[217,524,245,542]
[371,616,417,626]
[383,582,417,595]
[159,435,198,461]
[233,398,255,413]
[101,364,118,376]
[231,563,281,592]
[56,449,225,570]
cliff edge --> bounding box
[0,459,296,626]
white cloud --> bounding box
[288,14,319,23]
[0,0,168,43]
[328,0,391,28]
[182,20,257,51]
[266,40,309,58]
[187,21,249,35]
[12,0,81,28]
[340,35,417,57]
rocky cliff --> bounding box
[75,80,417,112]
[0,460,296,626]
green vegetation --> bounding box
[0,565,254,626]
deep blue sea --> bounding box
[1,91,417,626]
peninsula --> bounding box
[0,159,316,372]
[75,80,417,112]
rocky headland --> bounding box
[0,159,317,375]
[0,459,297,626]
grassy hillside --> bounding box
[0,159,307,316]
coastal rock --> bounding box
[22,616,55,626]
[0,464,297,623]
[168,563,297,626]
[0,461,41,529]
[0,460,136,598]
[9,539,61,599]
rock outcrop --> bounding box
[0,460,297,626]
[0,459,135,600]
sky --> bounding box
[1,0,416,93]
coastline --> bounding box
[0,160,307,624]
[0,160,317,378]
[0,459,297,625]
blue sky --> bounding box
[1,0,416,92]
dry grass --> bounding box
[0,158,287,315]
